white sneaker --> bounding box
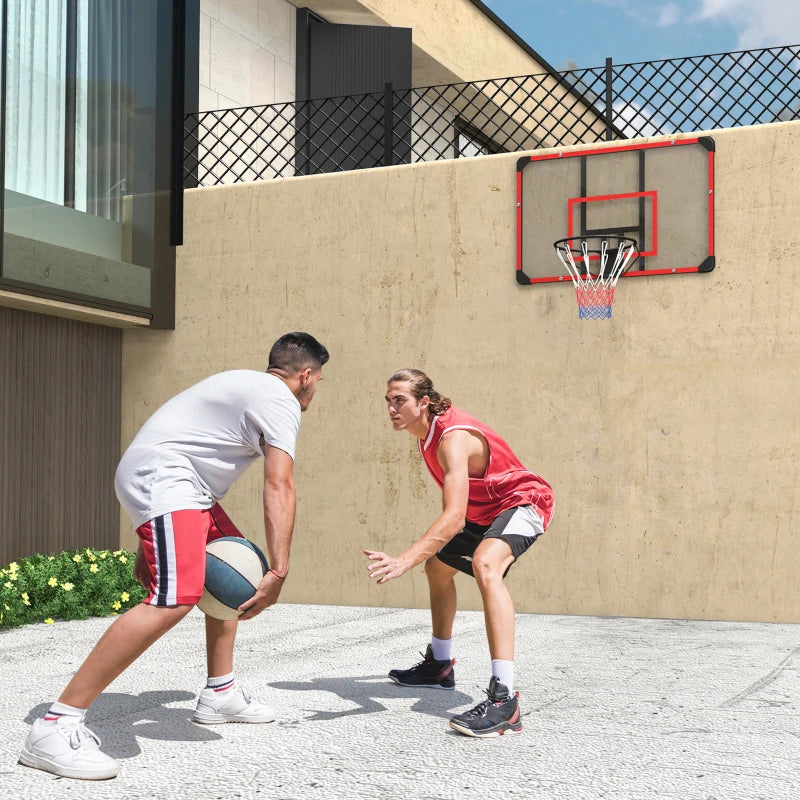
[192,684,275,724]
[19,717,119,780]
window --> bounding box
[453,117,504,159]
[0,0,188,327]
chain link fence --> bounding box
[184,44,800,187]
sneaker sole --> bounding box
[388,675,455,690]
[448,720,523,737]
[192,712,275,725]
[18,748,119,780]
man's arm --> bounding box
[365,430,472,584]
[238,444,296,619]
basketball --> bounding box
[197,536,269,620]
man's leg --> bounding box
[59,603,193,708]
[471,537,516,661]
[19,603,192,780]
[448,538,521,737]
[425,554,459,640]
[387,555,459,689]
[205,616,238,676]
[192,614,274,724]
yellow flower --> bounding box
[88,554,97,562]
[121,592,130,602]
[112,601,121,610]
[48,556,54,561]
[7,572,17,582]
[118,556,128,564]
[44,618,54,624]
[72,554,82,563]
[48,577,58,587]
[3,581,11,589]
[8,562,18,571]
[109,611,118,616]
[90,564,99,573]
[61,582,74,591]
[21,592,30,606]
[99,551,108,559]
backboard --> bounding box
[516,137,715,284]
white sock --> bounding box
[206,672,235,692]
[431,635,452,661]
[491,659,514,692]
[44,701,86,722]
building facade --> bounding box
[0,0,553,564]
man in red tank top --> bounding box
[365,369,554,738]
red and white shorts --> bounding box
[135,504,244,606]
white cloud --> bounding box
[696,0,800,48]
[656,3,682,27]
[612,100,669,137]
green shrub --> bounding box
[0,548,146,629]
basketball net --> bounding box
[554,236,638,320]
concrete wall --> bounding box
[199,0,296,111]
[120,120,800,623]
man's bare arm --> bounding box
[238,445,295,618]
[365,430,472,584]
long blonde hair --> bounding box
[388,369,451,418]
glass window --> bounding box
[453,117,504,159]
[1,0,180,324]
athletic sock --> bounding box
[431,636,452,661]
[206,672,235,692]
[44,700,86,722]
[491,659,514,693]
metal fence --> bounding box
[184,44,800,187]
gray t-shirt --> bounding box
[114,371,300,528]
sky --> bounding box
[480,0,800,70]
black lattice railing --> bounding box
[184,44,800,187]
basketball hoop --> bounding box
[553,235,639,320]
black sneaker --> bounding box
[388,645,456,689]
[448,676,522,737]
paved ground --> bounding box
[0,604,798,799]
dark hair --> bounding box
[388,368,451,417]
[268,332,329,374]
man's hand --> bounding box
[134,544,150,590]
[364,550,411,585]
[237,571,284,620]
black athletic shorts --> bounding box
[436,504,545,578]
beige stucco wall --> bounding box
[120,120,800,623]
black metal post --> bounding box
[605,57,613,141]
[170,0,186,246]
[606,58,614,142]
[63,0,77,208]
[384,82,393,166]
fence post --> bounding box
[384,82,393,166]
[605,57,614,141]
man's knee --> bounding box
[472,553,506,586]
[425,555,453,582]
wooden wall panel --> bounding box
[0,306,121,565]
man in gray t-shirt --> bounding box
[19,333,329,781]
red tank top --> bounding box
[419,406,555,527]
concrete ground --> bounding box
[0,604,798,799]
